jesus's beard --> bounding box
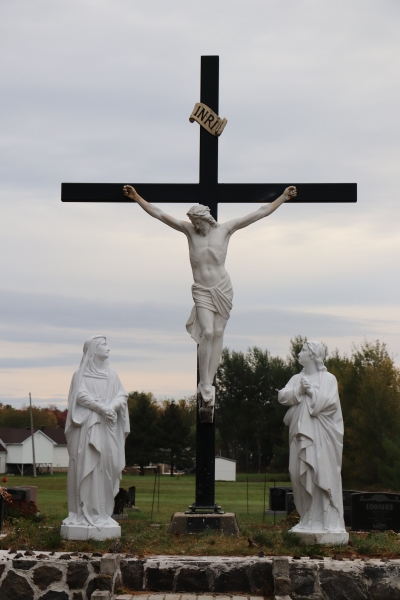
[195,223,210,236]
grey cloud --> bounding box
[0,288,378,350]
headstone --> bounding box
[270,486,292,511]
[126,486,136,507]
[342,489,362,527]
[286,491,297,516]
[113,488,127,514]
[6,487,29,502]
[351,492,400,532]
[13,486,37,503]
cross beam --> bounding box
[61,55,357,512]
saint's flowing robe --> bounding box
[278,370,346,532]
[63,367,129,529]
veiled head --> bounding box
[83,335,107,356]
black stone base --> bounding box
[169,512,239,535]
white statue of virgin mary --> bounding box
[61,335,130,540]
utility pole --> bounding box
[29,393,37,478]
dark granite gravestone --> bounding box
[113,488,127,515]
[126,486,136,507]
[6,488,30,502]
[286,491,297,515]
[351,492,400,531]
[342,489,362,527]
[270,486,292,511]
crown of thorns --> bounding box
[186,204,217,225]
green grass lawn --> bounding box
[3,472,290,524]
[3,473,399,559]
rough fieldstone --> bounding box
[364,564,400,600]
[175,566,209,592]
[12,559,37,570]
[39,592,69,600]
[33,565,63,590]
[94,574,113,591]
[248,560,274,596]
[92,560,101,574]
[0,563,5,577]
[145,565,175,592]
[213,566,251,594]
[274,576,292,597]
[67,562,90,589]
[290,562,317,597]
[121,559,144,591]
[72,594,84,600]
[319,568,369,600]
[0,570,34,600]
[86,577,97,599]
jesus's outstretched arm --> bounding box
[225,186,297,234]
[123,185,188,234]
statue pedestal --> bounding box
[290,529,349,546]
[169,512,239,535]
[61,523,121,541]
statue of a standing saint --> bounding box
[123,184,296,405]
[61,335,130,540]
[278,340,348,545]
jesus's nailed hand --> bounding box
[123,185,138,201]
[283,185,297,201]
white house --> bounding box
[0,442,6,473]
[215,456,236,481]
[0,427,68,474]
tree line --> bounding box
[126,336,400,489]
[2,337,399,489]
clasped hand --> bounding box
[299,376,314,397]
[103,407,117,425]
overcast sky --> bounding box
[1,1,400,408]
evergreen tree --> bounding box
[158,399,194,476]
[125,391,161,475]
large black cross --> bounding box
[62,55,356,513]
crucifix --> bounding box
[62,55,357,516]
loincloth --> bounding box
[185,273,233,344]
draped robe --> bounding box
[278,370,346,532]
[186,273,233,343]
[63,365,129,530]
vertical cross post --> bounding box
[193,56,219,512]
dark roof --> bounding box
[42,428,67,445]
[0,427,67,445]
[0,442,6,452]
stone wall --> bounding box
[0,551,121,600]
[2,551,400,599]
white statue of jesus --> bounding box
[123,184,296,403]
